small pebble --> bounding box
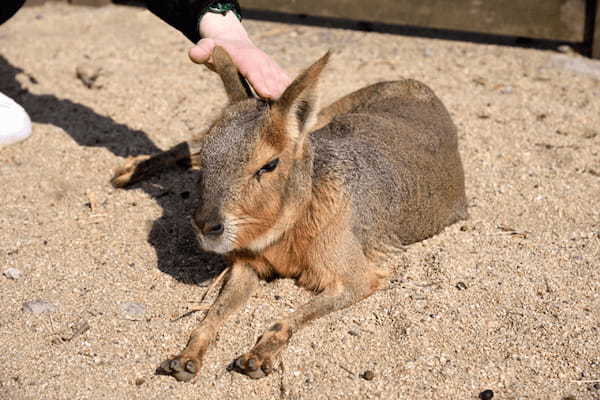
[121,302,145,320]
[134,377,145,386]
[557,44,574,54]
[423,48,433,57]
[3,268,23,280]
[22,300,57,314]
[348,330,359,337]
[456,281,468,290]
[583,129,597,139]
[51,337,63,345]
[75,64,102,89]
[499,85,513,94]
[593,383,600,390]
[460,223,475,232]
[479,389,494,400]
[362,370,375,381]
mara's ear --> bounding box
[212,46,254,103]
[273,51,330,144]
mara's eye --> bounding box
[255,158,279,179]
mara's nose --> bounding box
[202,222,224,237]
[194,208,224,237]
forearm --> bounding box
[144,0,241,43]
[199,9,249,42]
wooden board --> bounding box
[593,1,600,58]
[242,0,587,42]
[22,0,597,59]
[25,0,111,7]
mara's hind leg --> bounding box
[232,268,384,379]
[111,139,202,188]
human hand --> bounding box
[190,12,291,100]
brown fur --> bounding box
[113,47,467,382]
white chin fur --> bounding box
[199,236,234,254]
[246,226,284,253]
[191,214,236,254]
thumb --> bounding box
[189,38,216,65]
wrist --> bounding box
[198,11,250,43]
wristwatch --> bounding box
[202,1,242,22]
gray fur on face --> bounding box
[197,100,267,211]
[193,100,276,251]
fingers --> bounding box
[244,59,291,100]
[232,46,291,100]
[189,38,216,66]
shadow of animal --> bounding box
[0,55,227,288]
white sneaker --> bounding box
[0,91,32,147]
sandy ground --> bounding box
[1,3,600,399]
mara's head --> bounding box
[191,47,330,254]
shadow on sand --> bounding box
[0,55,227,287]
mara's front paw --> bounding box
[111,155,151,188]
[232,352,274,380]
[158,355,200,382]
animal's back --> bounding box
[312,80,467,249]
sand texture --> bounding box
[1,4,599,399]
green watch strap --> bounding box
[202,1,242,22]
